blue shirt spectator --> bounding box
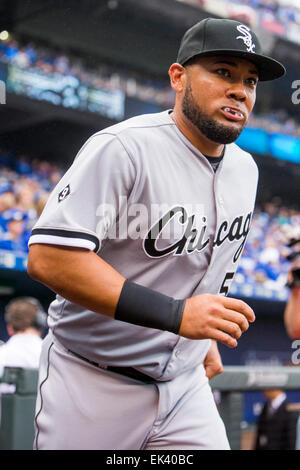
[0,209,29,252]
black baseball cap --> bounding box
[177,18,286,81]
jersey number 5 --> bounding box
[220,272,234,296]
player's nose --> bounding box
[226,82,247,102]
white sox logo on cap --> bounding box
[177,18,285,80]
[236,24,256,53]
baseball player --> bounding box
[284,257,300,339]
[27,18,285,450]
[0,297,47,377]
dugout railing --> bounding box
[210,366,300,450]
[0,366,300,450]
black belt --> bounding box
[68,349,155,384]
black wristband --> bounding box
[115,280,185,334]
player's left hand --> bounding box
[203,340,223,379]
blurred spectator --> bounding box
[53,53,70,75]
[35,192,49,217]
[0,209,29,252]
[15,184,36,212]
[0,190,17,232]
[23,43,37,65]
[0,297,47,377]
[254,389,298,450]
[3,39,19,62]
[12,47,31,68]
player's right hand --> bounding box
[179,294,255,348]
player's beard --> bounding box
[182,83,244,144]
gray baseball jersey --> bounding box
[29,110,258,381]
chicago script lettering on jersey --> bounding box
[213,212,252,262]
[143,206,252,263]
[144,206,210,258]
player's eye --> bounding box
[215,68,231,78]
[246,77,258,87]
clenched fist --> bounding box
[179,294,255,348]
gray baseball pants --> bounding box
[34,332,230,450]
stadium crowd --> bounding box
[0,151,299,293]
[0,34,300,136]
[0,151,63,253]
[0,34,175,108]
[223,0,300,27]
[184,0,300,30]
[247,110,300,138]
[234,202,300,292]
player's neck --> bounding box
[170,110,224,157]
[12,328,41,337]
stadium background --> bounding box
[0,0,299,449]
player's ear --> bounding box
[168,63,187,94]
[7,324,14,336]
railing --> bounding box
[0,367,38,450]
